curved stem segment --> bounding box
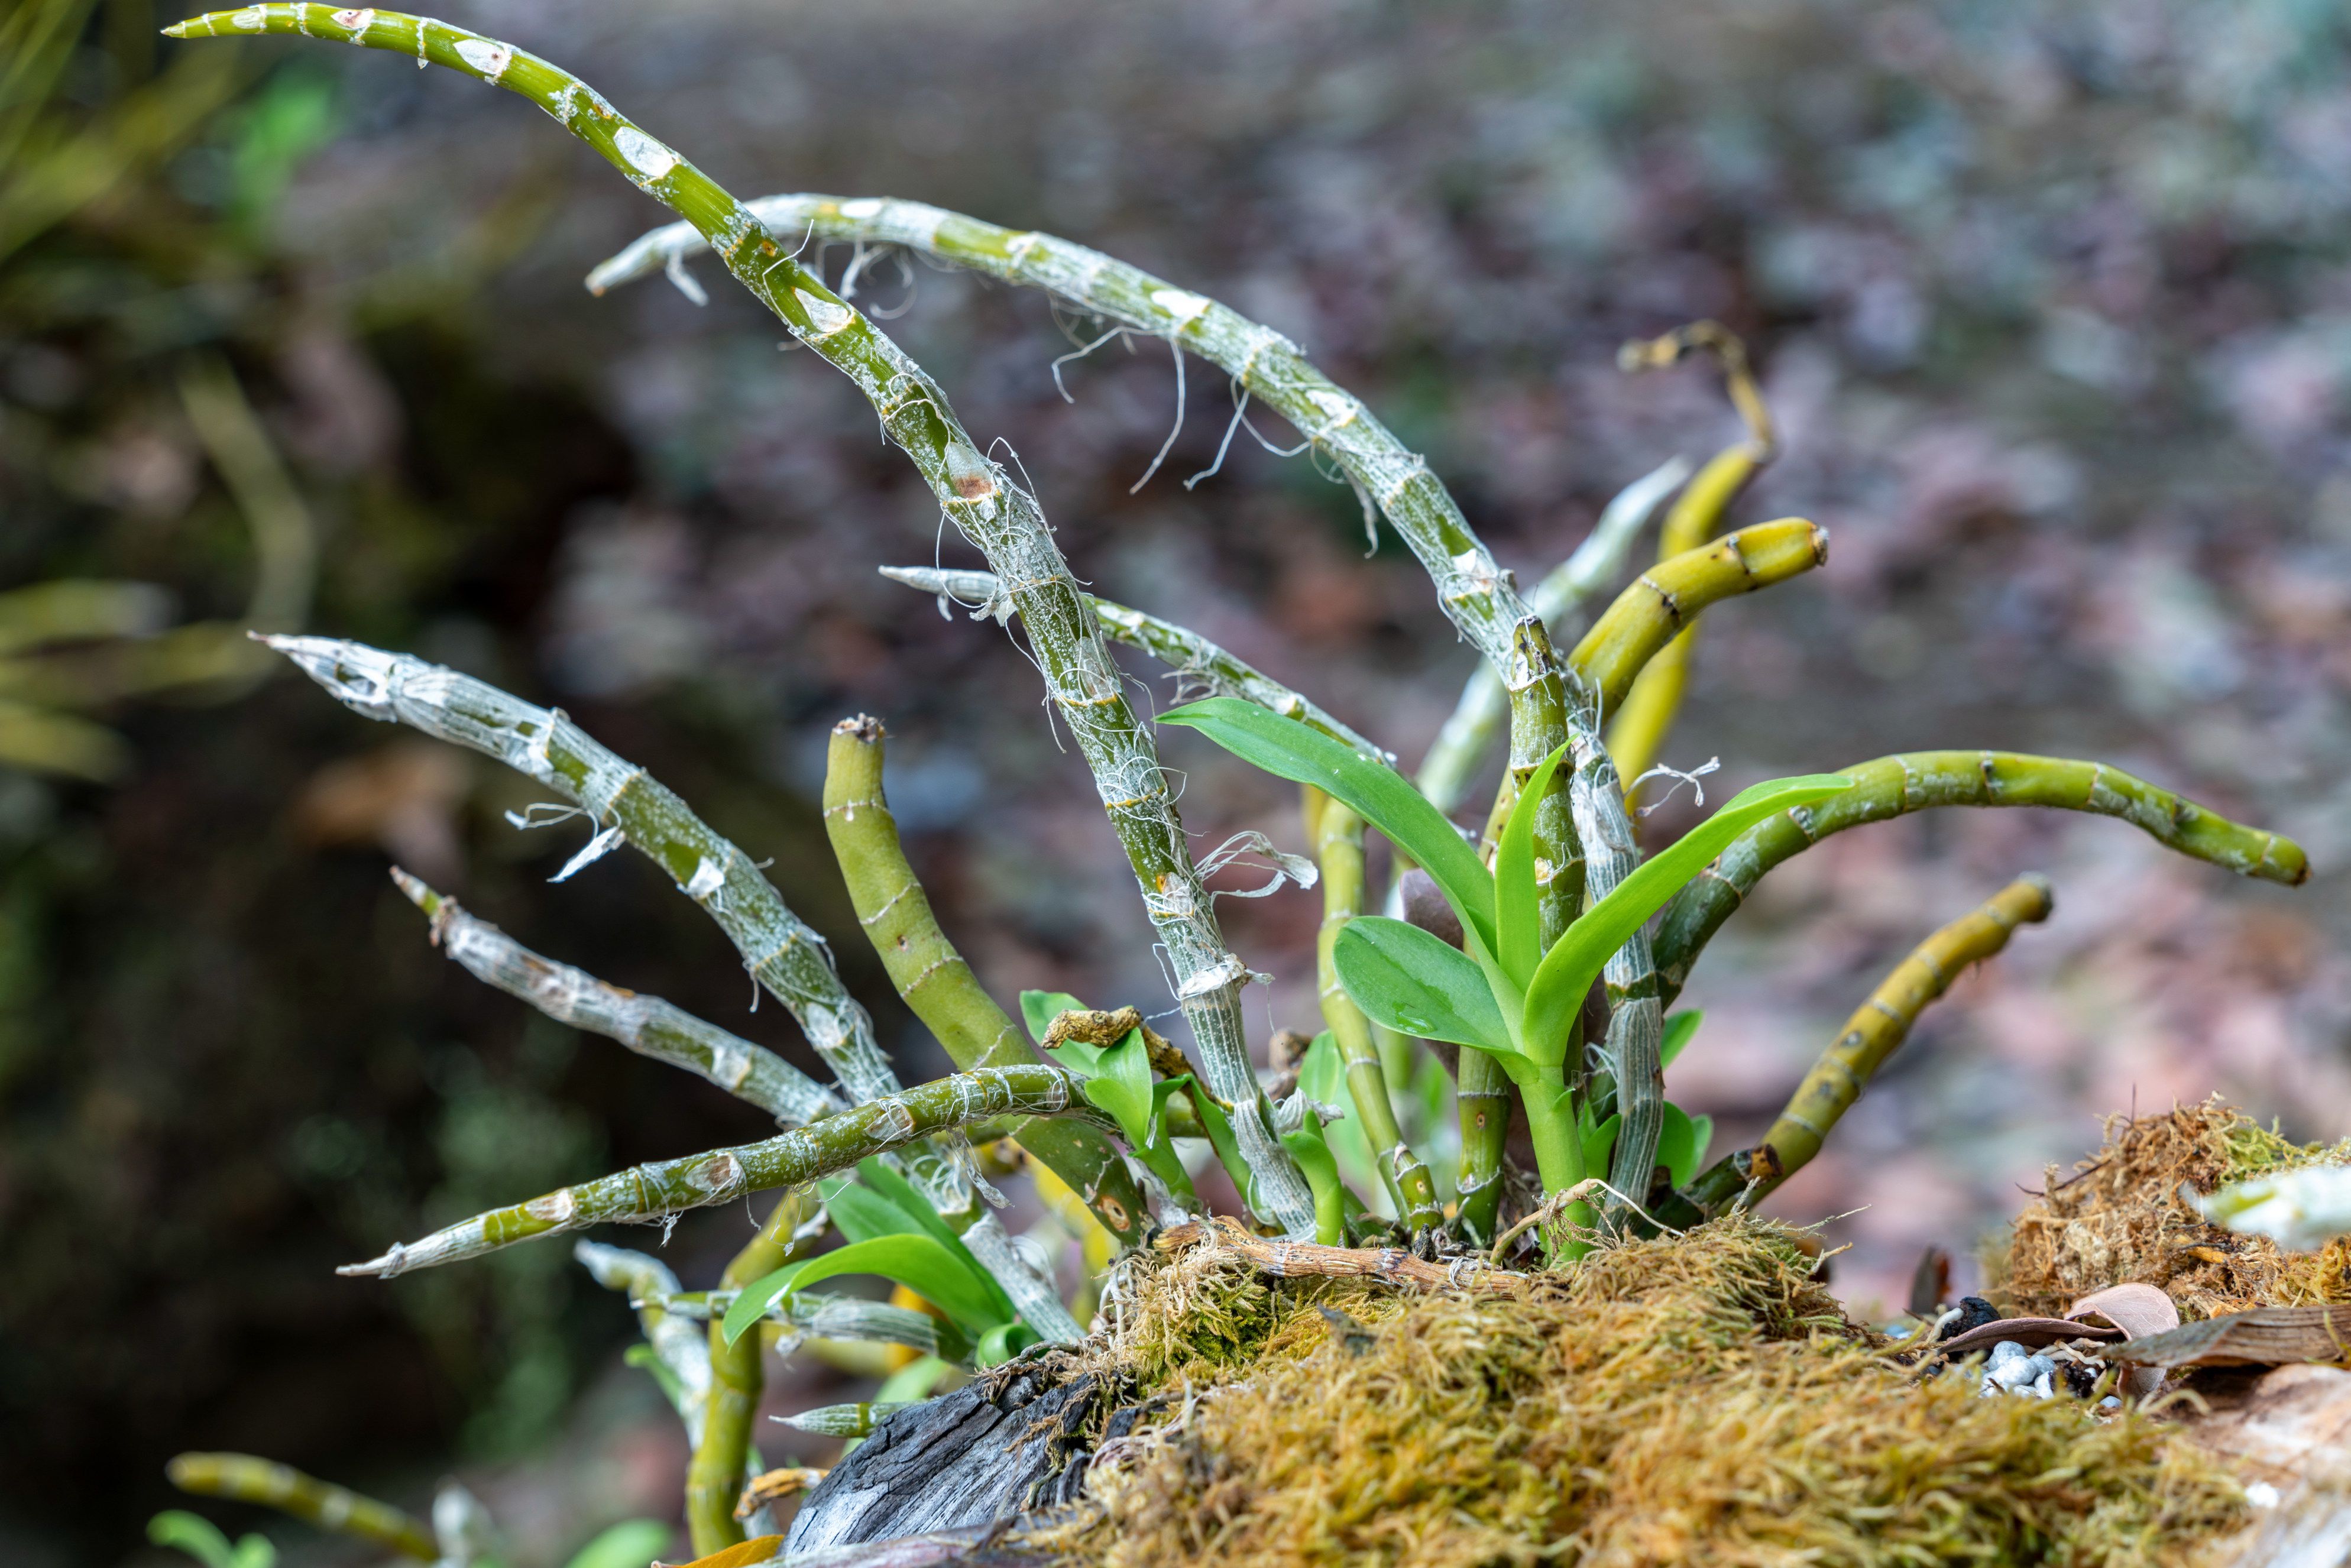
[182,9,1314,1237]
[1568,517,1827,716]
[1653,751,2311,1010]
[394,870,842,1128]
[880,565,1389,765]
[1679,875,2053,1218]
[334,1064,1089,1278]
[689,1190,813,1556]
[1306,787,1442,1230]
[823,715,1148,1248]
[1604,446,1761,786]
[165,1454,435,1561]
[1417,456,1690,817]
[261,637,1055,1323]
[595,192,1665,1226]
[647,1288,947,1357]
[575,1242,714,1440]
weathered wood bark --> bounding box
[784,1365,1104,1553]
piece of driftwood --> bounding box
[782,1365,1102,1555]
[2103,1305,2351,1369]
[2188,1365,2351,1567]
[1156,1215,1522,1292]
[668,1524,1041,1568]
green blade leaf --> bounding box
[1656,1102,1709,1190]
[1278,1109,1348,1245]
[1581,1113,1621,1181]
[1523,774,1853,1065]
[623,1342,685,1408]
[1660,1009,1704,1070]
[850,1161,1012,1321]
[1332,916,1515,1056]
[875,1355,955,1404]
[1079,1028,1157,1151]
[561,1520,672,1568]
[975,1321,1040,1368]
[1161,698,1495,954]
[149,1513,249,1568]
[723,1236,1009,1346]
[824,1175,932,1245]
[1182,1086,1252,1200]
[1494,741,1572,989]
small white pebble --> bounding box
[2246,1482,2281,1509]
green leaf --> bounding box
[1494,741,1572,989]
[1332,917,1515,1056]
[1019,989,1090,1045]
[150,1514,267,1568]
[1523,774,1853,1065]
[560,1520,672,1568]
[623,1342,685,1410]
[1161,699,1496,954]
[1079,1028,1157,1151]
[724,1236,1009,1346]
[845,1162,1009,1326]
[1298,1031,1347,1106]
[1656,1102,1709,1189]
[1581,1113,1620,1181]
[1659,1009,1703,1070]
[1045,1039,1105,1075]
[1279,1110,1347,1245]
[976,1321,1040,1367]
[824,1177,930,1245]
[1181,1084,1252,1200]
[875,1355,954,1404]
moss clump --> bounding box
[1092,1232,1414,1392]
[1996,1096,2351,1321]
[1048,1217,2244,1567]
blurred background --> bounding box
[8,0,2351,1560]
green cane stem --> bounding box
[1653,751,2311,1010]
[688,1190,812,1556]
[591,189,1670,1223]
[1679,875,2053,1218]
[1418,456,1691,817]
[177,7,1315,1236]
[1569,517,1827,715]
[641,1288,947,1357]
[823,714,1149,1246]
[1604,448,1759,786]
[1304,786,1443,1230]
[260,634,1058,1327]
[394,870,842,1128]
[332,1064,1094,1278]
[880,565,1388,765]
[165,1454,435,1561]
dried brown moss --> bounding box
[1044,1217,2245,1568]
[1996,1096,2351,1321]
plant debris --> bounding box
[2103,1304,2351,1369]
[1995,1096,2351,1321]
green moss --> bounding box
[1055,1217,2246,1568]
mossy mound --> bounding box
[1996,1096,2351,1321]
[1042,1217,2246,1567]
